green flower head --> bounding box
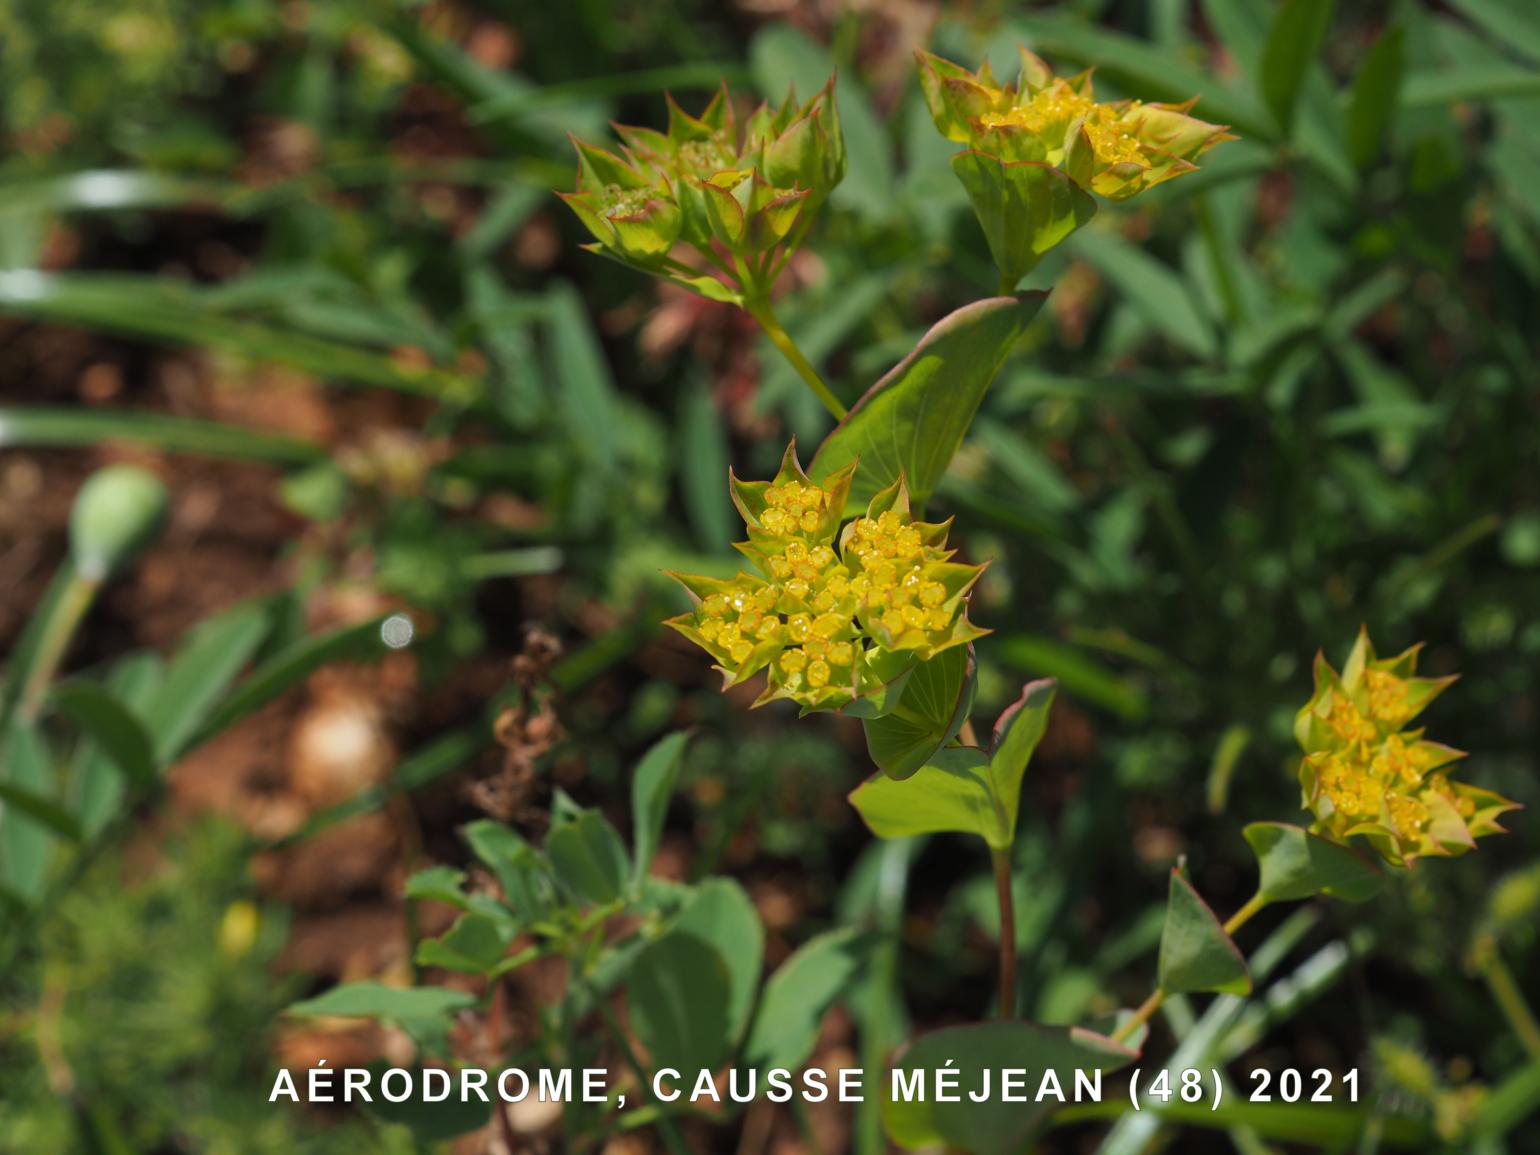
[559,82,845,303]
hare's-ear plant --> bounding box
[286,49,1518,1155]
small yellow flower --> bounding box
[1295,628,1519,866]
[667,445,987,711]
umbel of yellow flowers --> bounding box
[1296,629,1518,867]
[916,47,1233,287]
[667,446,986,712]
[917,46,1234,199]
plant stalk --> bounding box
[1475,937,1540,1059]
[992,847,1017,1018]
[744,298,847,422]
[17,571,99,723]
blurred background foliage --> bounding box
[1,0,1539,1151]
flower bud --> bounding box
[69,464,169,581]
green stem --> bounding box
[18,570,99,723]
[992,847,1018,1018]
[1475,936,1540,1059]
[1222,892,1268,938]
[997,272,1017,297]
[744,297,847,421]
[1111,891,1268,1045]
[595,998,692,1155]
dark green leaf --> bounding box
[626,927,736,1073]
[669,878,763,1044]
[545,808,629,905]
[630,731,690,886]
[1243,822,1384,904]
[0,723,63,901]
[1259,0,1336,134]
[50,680,156,788]
[1346,26,1406,171]
[141,599,274,764]
[811,295,1045,509]
[359,1061,492,1141]
[1158,870,1251,996]
[883,1020,1137,1155]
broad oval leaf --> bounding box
[849,747,1004,848]
[545,808,629,906]
[1243,821,1384,904]
[810,294,1045,510]
[1158,870,1251,996]
[743,928,874,1072]
[415,912,516,974]
[626,880,761,1074]
[862,646,975,779]
[883,1020,1137,1155]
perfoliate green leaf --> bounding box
[1158,870,1251,996]
[1243,822,1384,904]
[743,928,874,1072]
[545,808,629,906]
[951,152,1096,288]
[811,294,1045,510]
[850,680,1056,850]
[630,731,690,886]
[861,645,976,778]
[986,679,1057,839]
[883,1021,1138,1155]
[849,747,1003,847]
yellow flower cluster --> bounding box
[916,47,1233,200]
[1296,629,1517,866]
[667,446,986,711]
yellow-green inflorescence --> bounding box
[667,445,987,712]
[1296,628,1518,867]
[558,82,844,300]
[916,46,1233,200]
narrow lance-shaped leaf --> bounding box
[1158,869,1251,996]
[1259,0,1336,135]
